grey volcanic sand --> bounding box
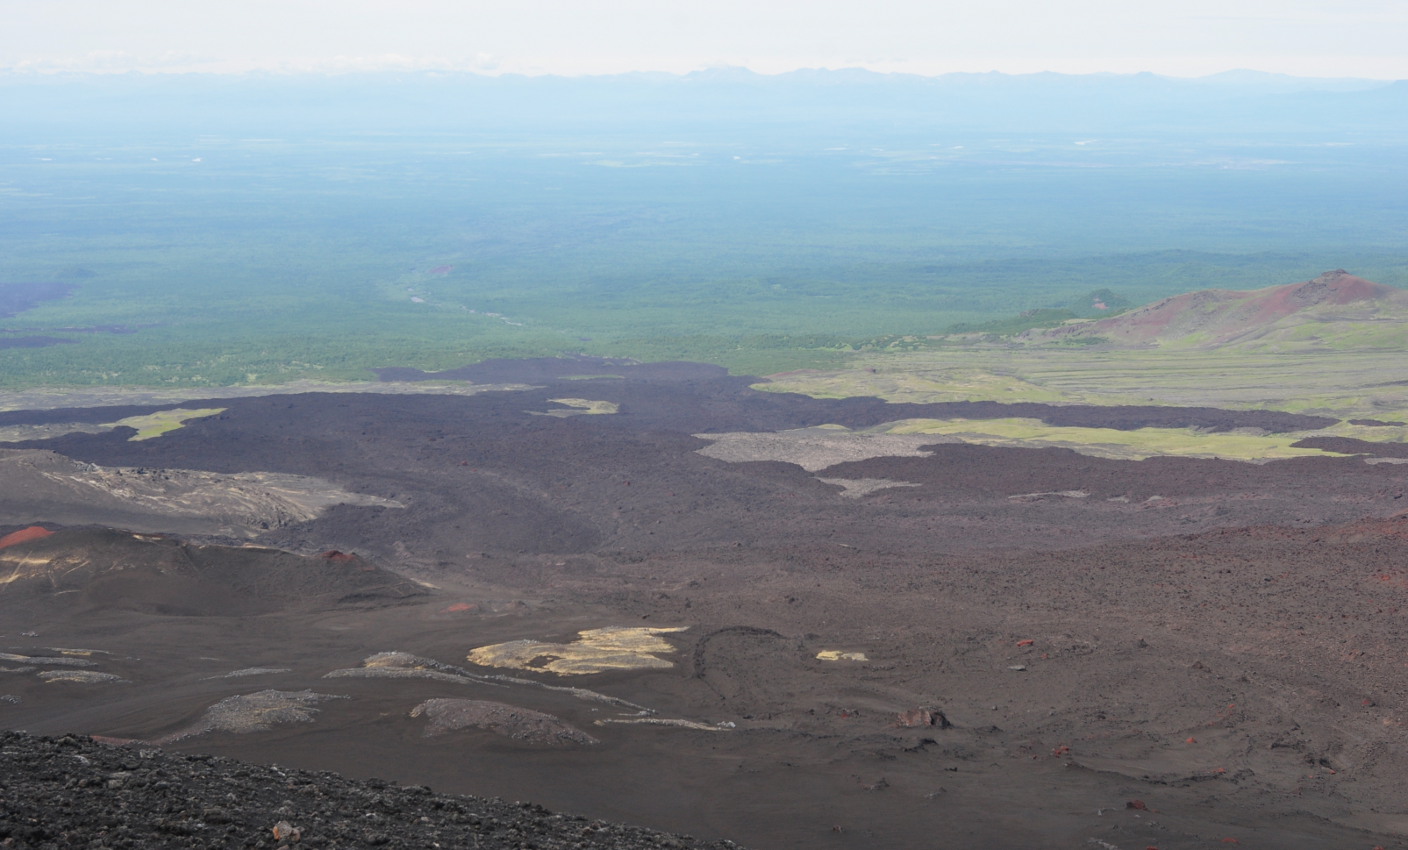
[3,360,1408,849]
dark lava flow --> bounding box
[3,358,1408,849]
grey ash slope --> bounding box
[0,447,399,539]
[0,730,741,850]
[0,526,425,617]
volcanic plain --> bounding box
[5,275,1408,849]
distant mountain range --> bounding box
[3,68,1404,138]
[1021,270,1408,351]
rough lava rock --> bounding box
[0,730,742,850]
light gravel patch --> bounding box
[693,427,953,472]
[410,698,599,745]
[0,449,401,537]
[816,478,922,498]
[38,670,126,684]
[155,689,346,742]
[211,667,292,679]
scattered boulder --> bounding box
[410,698,599,746]
[895,708,952,729]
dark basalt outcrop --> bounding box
[0,730,741,849]
[376,355,1337,432]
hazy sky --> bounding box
[2,0,1405,79]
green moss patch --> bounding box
[107,408,226,441]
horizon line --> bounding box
[1,64,1402,83]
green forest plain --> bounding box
[2,74,1405,391]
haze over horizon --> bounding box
[3,0,1405,80]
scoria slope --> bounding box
[1023,269,1408,350]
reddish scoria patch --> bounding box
[0,525,53,550]
[441,602,478,613]
[318,550,358,562]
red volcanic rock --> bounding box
[318,549,359,562]
[1024,269,1402,349]
[1289,269,1387,302]
[0,525,53,550]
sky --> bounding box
[2,0,1405,79]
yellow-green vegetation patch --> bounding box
[874,418,1360,463]
[761,349,1408,424]
[107,407,226,441]
[758,367,1070,404]
[1314,418,1408,444]
[467,627,687,676]
[530,398,620,417]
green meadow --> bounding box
[1,129,1405,391]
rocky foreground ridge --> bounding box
[0,730,742,850]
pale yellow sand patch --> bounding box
[816,650,868,662]
[468,627,687,676]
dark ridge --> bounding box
[376,357,731,384]
[378,357,1335,434]
[0,335,73,350]
[0,281,74,319]
[29,324,141,335]
[0,730,743,850]
[1292,436,1408,457]
[720,395,1339,434]
[0,359,1333,435]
